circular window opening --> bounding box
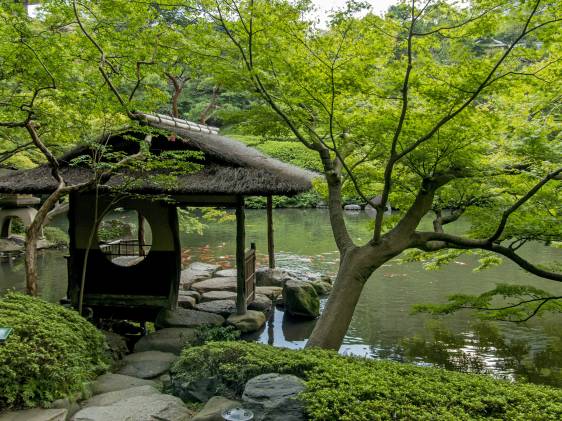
[97,208,152,267]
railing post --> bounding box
[236,197,246,315]
[267,195,275,269]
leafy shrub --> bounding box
[192,325,241,346]
[0,292,108,410]
[171,342,562,420]
[43,226,69,247]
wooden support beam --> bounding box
[235,197,247,315]
[267,195,275,269]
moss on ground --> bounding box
[171,341,562,420]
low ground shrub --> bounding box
[0,292,108,410]
[171,341,562,420]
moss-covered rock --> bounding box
[0,292,108,410]
[170,342,562,420]
[282,280,319,318]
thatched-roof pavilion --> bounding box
[0,113,314,320]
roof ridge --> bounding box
[140,112,220,135]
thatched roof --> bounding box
[0,113,315,197]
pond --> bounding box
[1,208,561,387]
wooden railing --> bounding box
[99,239,150,258]
[245,242,256,304]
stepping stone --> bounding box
[155,309,225,329]
[134,328,197,355]
[179,290,201,302]
[191,277,236,293]
[196,300,237,318]
[227,310,266,333]
[71,393,191,421]
[180,269,211,289]
[248,294,272,313]
[0,408,67,421]
[255,286,283,299]
[81,385,161,408]
[190,262,221,274]
[192,396,240,421]
[118,351,177,379]
[91,373,158,395]
[200,290,237,302]
[215,269,237,277]
[178,295,197,309]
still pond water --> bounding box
[1,208,561,387]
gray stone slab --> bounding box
[191,277,237,293]
[91,373,158,395]
[196,300,237,318]
[134,328,197,355]
[118,351,177,379]
[155,309,225,329]
[81,385,161,408]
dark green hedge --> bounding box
[0,292,108,410]
[171,341,562,420]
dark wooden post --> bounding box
[137,211,145,256]
[267,195,275,269]
[235,197,247,315]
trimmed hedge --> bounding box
[171,341,562,420]
[0,292,108,410]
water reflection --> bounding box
[1,208,562,387]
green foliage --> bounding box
[191,325,241,346]
[43,226,69,247]
[172,341,562,420]
[0,292,108,410]
[97,218,133,242]
[413,283,562,322]
[245,191,323,209]
[177,207,234,235]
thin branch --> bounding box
[487,167,562,243]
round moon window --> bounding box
[97,208,152,267]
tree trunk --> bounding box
[25,185,66,295]
[306,246,386,349]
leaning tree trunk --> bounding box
[25,184,66,296]
[306,245,388,349]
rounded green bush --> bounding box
[0,292,108,410]
[171,341,562,420]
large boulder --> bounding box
[170,375,219,403]
[101,330,128,365]
[191,277,237,293]
[242,373,305,421]
[192,396,240,421]
[81,385,161,408]
[71,393,191,421]
[155,308,225,329]
[118,351,177,379]
[200,290,237,302]
[256,268,294,287]
[196,300,237,318]
[282,280,320,318]
[134,328,197,355]
[309,279,332,296]
[227,310,266,333]
[0,408,67,421]
[91,373,158,395]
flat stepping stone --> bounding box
[215,269,237,277]
[227,310,266,333]
[134,328,197,355]
[190,262,221,273]
[118,351,177,379]
[200,290,237,302]
[71,393,191,421]
[155,308,225,329]
[91,373,158,395]
[81,385,161,408]
[177,295,197,309]
[196,300,237,317]
[248,294,272,313]
[191,277,237,293]
[0,408,67,421]
[180,269,211,289]
[179,290,201,302]
[256,286,283,299]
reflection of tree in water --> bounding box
[398,320,562,387]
